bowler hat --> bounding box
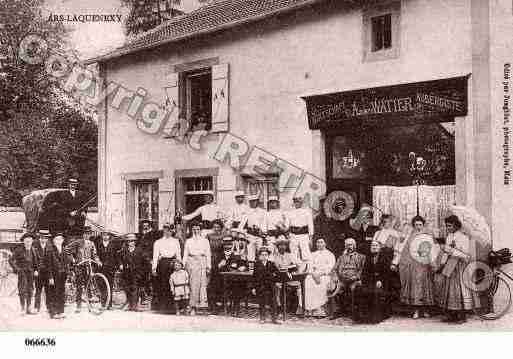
[258,246,272,255]
[20,232,36,242]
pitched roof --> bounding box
[86,0,332,64]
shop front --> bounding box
[303,76,469,233]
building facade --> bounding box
[90,0,513,249]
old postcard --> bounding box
[1,0,513,339]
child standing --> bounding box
[252,246,281,324]
[169,260,190,315]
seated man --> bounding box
[328,237,365,319]
[218,237,247,317]
[353,240,394,324]
[273,236,303,315]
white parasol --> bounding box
[449,205,491,246]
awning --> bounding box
[302,75,469,130]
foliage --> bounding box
[120,0,184,37]
[0,0,97,207]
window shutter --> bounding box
[211,63,229,133]
[175,177,185,213]
[163,72,182,138]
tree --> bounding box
[121,0,184,37]
[0,0,97,207]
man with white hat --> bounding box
[264,196,289,255]
[288,195,313,265]
[237,194,266,267]
[226,191,249,229]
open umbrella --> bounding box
[449,205,491,246]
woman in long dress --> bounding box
[398,215,435,319]
[439,215,480,323]
[304,238,336,317]
[183,222,211,315]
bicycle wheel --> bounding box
[65,271,77,306]
[111,272,127,310]
[474,275,512,320]
[86,273,110,315]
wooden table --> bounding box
[220,270,308,321]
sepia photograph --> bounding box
[0,0,512,346]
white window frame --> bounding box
[362,1,401,63]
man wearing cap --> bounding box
[253,246,280,324]
[329,237,366,319]
[238,194,266,267]
[119,233,146,311]
[152,223,181,312]
[226,191,249,229]
[33,230,53,314]
[264,196,289,255]
[9,233,39,315]
[288,195,314,266]
[67,227,100,313]
[273,236,303,315]
[182,194,224,234]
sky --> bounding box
[43,0,206,59]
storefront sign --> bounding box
[302,76,469,129]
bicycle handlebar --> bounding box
[75,259,101,267]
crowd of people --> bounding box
[8,190,483,325]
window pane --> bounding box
[188,70,212,131]
[371,14,392,52]
[383,14,392,49]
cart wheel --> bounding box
[474,275,512,320]
[111,272,127,310]
[86,273,110,315]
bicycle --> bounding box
[472,249,513,320]
[72,259,111,315]
[0,249,17,298]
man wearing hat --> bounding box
[217,235,247,317]
[119,233,146,311]
[253,245,280,324]
[95,231,118,309]
[9,232,39,315]
[226,191,249,229]
[137,219,159,303]
[238,194,266,267]
[288,195,314,266]
[349,205,380,256]
[33,229,53,314]
[66,178,88,235]
[273,236,302,315]
[264,196,290,255]
[182,194,224,235]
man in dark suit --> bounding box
[95,231,119,309]
[217,237,247,317]
[349,206,379,256]
[66,178,88,235]
[46,234,72,319]
[253,246,281,324]
[9,233,39,315]
[33,230,53,314]
[353,240,394,324]
[119,233,146,311]
[137,219,159,305]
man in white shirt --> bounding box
[226,191,250,229]
[288,195,313,267]
[264,196,289,257]
[182,194,224,235]
[238,194,266,265]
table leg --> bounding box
[223,276,228,315]
[282,281,287,321]
[301,278,306,318]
